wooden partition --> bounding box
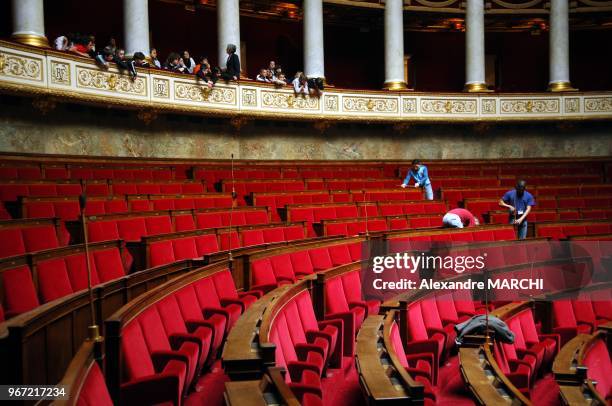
[224,367,301,406]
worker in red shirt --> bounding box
[443,208,479,228]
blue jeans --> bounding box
[509,215,528,239]
[422,183,433,200]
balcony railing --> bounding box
[1,40,611,123]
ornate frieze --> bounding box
[76,66,147,96]
[174,82,236,105]
[584,97,612,113]
[261,91,319,110]
[0,51,43,82]
[343,97,398,113]
[500,99,560,114]
[420,98,477,114]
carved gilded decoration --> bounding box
[153,78,170,98]
[324,95,339,111]
[420,98,477,114]
[0,51,43,82]
[482,99,496,114]
[76,66,147,95]
[584,97,612,113]
[261,91,319,110]
[174,82,236,105]
[50,61,70,85]
[500,99,559,114]
[241,88,257,107]
[343,97,398,113]
[564,98,580,113]
[402,98,417,114]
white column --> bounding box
[303,0,325,79]
[124,0,150,57]
[548,0,574,91]
[11,0,48,47]
[218,0,241,70]
[383,0,407,90]
[464,0,487,92]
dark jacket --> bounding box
[454,315,515,345]
[225,53,240,79]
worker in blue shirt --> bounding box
[498,179,535,240]
[400,159,433,200]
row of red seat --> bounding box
[194,167,385,183]
[535,221,612,240]
[0,218,69,259]
[86,208,271,243]
[389,227,517,243]
[0,242,125,318]
[147,224,305,267]
[119,268,260,405]
[0,180,207,201]
[250,242,362,292]
[0,165,183,181]
[552,290,612,345]
[488,208,612,224]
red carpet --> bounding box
[435,356,477,406]
[530,374,562,406]
[184,361,229,406]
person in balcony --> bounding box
[54,36,69,51]
[133,52,149,68]
[256,69,270,83]
[114,49,137,79]
[221,43,240,81]
[272,73,287,87]
[150,48,161,68]
[70,35,95,58]
[164,52,187,73]
[443,208,479,228]
[182,50,196,74]
[401,159,434,200]
[194,56,216,88]
[499,180,535,240]
[292,72,309,95]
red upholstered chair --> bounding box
[389,321,436,402]
[212,269,261,311]
[517,309,559,367]
[174,214,196,232]
[245,211,269,225]
[263,227,285,243]
[590,289,612,322]
[88,221,120,243]
[36,258,75,302]
[174,285,226,355]
[22,225,60,252]
[251,258,284,293]
[64,253,99,292]
[156,295,214,370]
[150,241,175,267]
[419,298,456,356]
[504,316,541,376]
[324,277,364,355]
[242,229,265,247]
[194,234,219,256]
[1,265,40,317]
[92,248,126,283]
[219,232,241,251]
[0,229,26,258]
[270,254,297,284]
[405,302,444,383]
[268,323,324,400]
[145,216,173,236]
[328,245,352,266]
[193,277,242,331]
[341,271,380,316]
[326,223,347,237]
[290,251,315,277]
[552,299,592,345]
[74,361,113,406]
[196,213,223,229]
[137,307,200,391]
[492,340,530,397]
[117,218,147,242]
[309,247,333,272]
[284,225,305,241]
[172,238,199,261]
[120,320,186,405]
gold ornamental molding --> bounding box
[0,41,611,123]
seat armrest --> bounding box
[296,343,326,360]
[151,350,189,373]
[203,307,230,321]
[326,311,355,356]
[239,289,263,299]
[287,361,321,382]
[220,298,246,311]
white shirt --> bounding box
[292,78,308,94]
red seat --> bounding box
[324,277,364,356]
[242,229,265,247]
[64,253,100,291]
[75,361,113,406]
[290,251,315,277]
[552,299,592,345]
[173,238,199,261]
[117,218,147,242]
[22,225,60,252]
[150,241,175,267]
[92,248,126,282]
[37,257,75,302]
[284,225,305,241]
[0,229,26,258]
[194,234,219,256]
[419,298,455,356]
[1,265,39,317]
[406,301,444,382]
[174,214,196,232]
[583,339,612,401]
[219,232,241,251]
[309,247,333,272]
[245,211,269,225]
[145,216,173,236]
[263,227,285,243]
[121,320,186,405]
[328,245,352,266]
